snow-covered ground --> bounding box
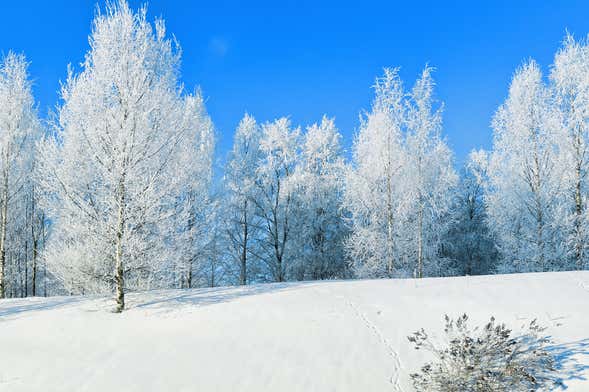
[1,271,588,391]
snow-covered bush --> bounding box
[408,314,558,391]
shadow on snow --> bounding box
[128,282,312,313]
[549,338,589,389]
[0,282,315,319]
[0,296,85,320]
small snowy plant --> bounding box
[408,314,558,391]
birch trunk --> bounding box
[186,260,192,289]
[114,178,125,313]
[386,172,394,276]
[239,200,248,285]
[0,165,8,298]
[417,205,423,279]
[575,154,583,269]
[186,209,194,289]
[32,235,38,296]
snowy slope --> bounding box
[1,271,588,392]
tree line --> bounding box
[0,1,587,310]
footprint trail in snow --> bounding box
[334,292,404,392]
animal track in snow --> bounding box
[344,298,404,392]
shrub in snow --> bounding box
[407,314,558,391]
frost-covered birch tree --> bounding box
[224,114,262,285]
[486,60,565,272]
[254,118,299,282]
[345,68,408,278]
[27,174,47,297]
[551,34,589,270]
[171,92,215,288]
[404,67,457,278]
[346,67,456,278]
[290,116,348,280]
[38,1,209,311]
[0,53,41,298]
[195,195,229,288]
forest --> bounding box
[1,1,588,312]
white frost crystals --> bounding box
[0,0,588,312]
[344,67,457,279]
[0,52,42,299]
[36,1,214,311]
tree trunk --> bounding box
[273,217,284,282]
[386,173,394,276]
[43,213,47,297]
[210,256,216,287]
[24,239,28,297]
[417,205,423,279]
[186,207,194,289]
[575,158,583,268]
[532,146,545,271]
[276,257,284,282]
[537,213,544,271]
[32,236,37,296]
[114,179,125,313]
[186,261,192,289]
[272,187,286,283]
[416,152,424,279]
[0,170,8,298]
[239,200,248,285]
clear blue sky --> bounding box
[1,1,588,165]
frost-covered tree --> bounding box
[254,118,299,282]
[289,116,348,280]
[403,67,457,278]
[38,1,210,311]
[346,67,456,278]
[171,92,215,289]
[551,34,589,270]
[444,151,498,275]
[486,60,565,272]
[196,196,229,288]
[28,175,48,297]
[345,68,408,278]
[0,53,41,298]
[224,114,262,285]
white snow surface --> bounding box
[1,271,588,391]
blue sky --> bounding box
[1,1,588,165]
